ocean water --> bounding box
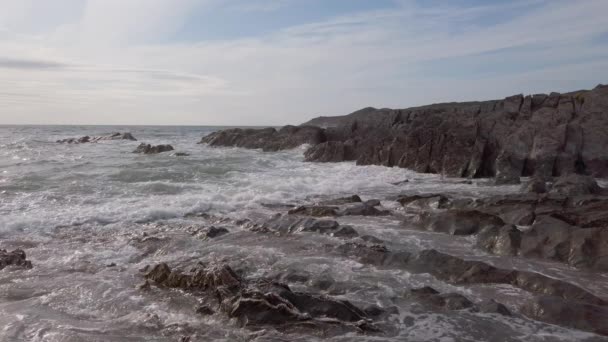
[0,125,606,342]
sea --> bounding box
[0,125,606,341]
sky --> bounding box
[0,0,607,126]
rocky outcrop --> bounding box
[202,85,608,180]
[199,125,325,152]
[57,132,137,143]
[143,262,377,334]
[0,249,32,270]
[133,143,174,154]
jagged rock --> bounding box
[288,205,338,217]
[319,195,362,205]
[0,249,32,270]
[411,210,505,235]
[478,300,511,316]
[522,296,608,336]
[261,214,340,236]
[205,226,229,238]
[57,132,137,143]
[208,85,608,181]
[133,143,174,154]
[476,225,521,256]
[304,141,346,162]
[409,249,606,306]
[521,177,547,194]
[338,203,390,216]
[397,194,450,210]
[200,125,325,152]
[550,174,602,196]
[331,226,359,238]
[407,287,474,310]
[142,262,377,333]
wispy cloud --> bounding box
[0,0,607,125]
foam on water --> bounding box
[1,125,606,342]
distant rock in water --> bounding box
[133,143,174,154]
[202,84,608,180]
[0,249,32,270]
[199,125,325,151]
[57,132,137,143]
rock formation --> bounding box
[57,132,137,143]
[133,143,174,154]
[201,85,608,181]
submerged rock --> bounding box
[411,209,505,235]
[0,249,32,270]
[133,143,174,154]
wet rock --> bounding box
[262,214,340,236]
[143,262,376,333]
[409,249,606,306]
[521,177,547,194]
[331,225,359,238]
[397,194,450,210]
[319,195,362,205]
[411,210,505,235]
[133,143,174,154]
[522,296,608,336]
[407,287,474,311]
[0,249,32,270]
[57,132,137,143]
[339,203,390,216]
[205,226,229,238]
[476,225,522,256]
[195,305,215,316]
[550,174,602,196]
[304,141,346,162]
[288,205,338,217]
[335,243,411,268]
[478,299,511,316]
[174,152,190,156]
[200,126,325,152]
[144,263,172,284]
[391,179,409,186]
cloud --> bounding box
[0,0,607,125]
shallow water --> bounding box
[0,125,606,341]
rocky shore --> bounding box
[186,85,608,339]
[201,84,608,182]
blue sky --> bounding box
[0,0,607,125]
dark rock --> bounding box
[335,243,411,268]
[391,179,409,186]
[319,195,362,205]
[196,305,215,316]
[304,141,346,162]
[521,177,547,194]
[0,249,32,270]
[409,249,606,306]
[262,214,340,236]
[364,199,381,207]
[288,205,338,217]
[200,125,325,152]
[143,262,376,333]
[478,299,511,316]
[57,132,137,143]
[522,296,608,336]
[339,203,390,216]
[175,152,190,156]
[397,194,450,210]
[411,210,505,235]
[331,225,359,238]
[550,174,602,196]
[207,85,608,180]
[205,226,229,238]
[476,225,522,256]
[407,287,474,311]
[133,143,174,154]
